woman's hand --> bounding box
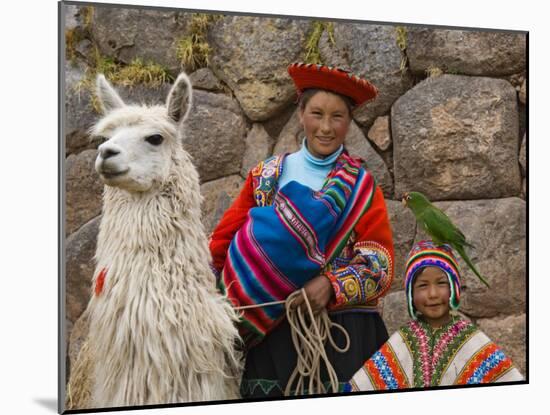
[290,274,334,314]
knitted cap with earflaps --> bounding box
[404,240,462,319]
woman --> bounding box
[209,62,395,397]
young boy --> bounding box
[344,240,523,391]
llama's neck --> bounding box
[94,150,211,284]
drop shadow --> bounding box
[34,398,58,412]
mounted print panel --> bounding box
[59,0,527,412]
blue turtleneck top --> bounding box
[278,139,344,191]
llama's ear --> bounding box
[96,74,125,114]
[166,72,193,123]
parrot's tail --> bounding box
[463,240,476,249]
[455,245,490,288]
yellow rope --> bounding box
[234,289,350,396]
[284,289,350,395]
[234,300,285,310]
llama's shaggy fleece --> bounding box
[66,73,242,409]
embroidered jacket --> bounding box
[209,154,394,312]
[346,316,524,390]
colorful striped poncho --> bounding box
[345,317,523,391]
[219,153,375,347]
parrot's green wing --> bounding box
[418,205,474,249]
[417,205,489,287]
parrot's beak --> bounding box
[402,194,408,207]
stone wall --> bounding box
[63,4,527,377]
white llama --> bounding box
[66,73,242,409]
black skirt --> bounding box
[240,311,388,398]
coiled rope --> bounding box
[234,288,350,396]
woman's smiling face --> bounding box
[299,90,352,159]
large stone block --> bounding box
[208,16,311,121]
[407,28,526,76]
[393,75,521,200]
[183,90,247,182]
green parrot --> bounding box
[402,191,490,288]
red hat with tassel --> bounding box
[288,62,378,107]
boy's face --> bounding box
[412,266,451,328]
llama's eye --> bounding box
[145,134,164,146]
